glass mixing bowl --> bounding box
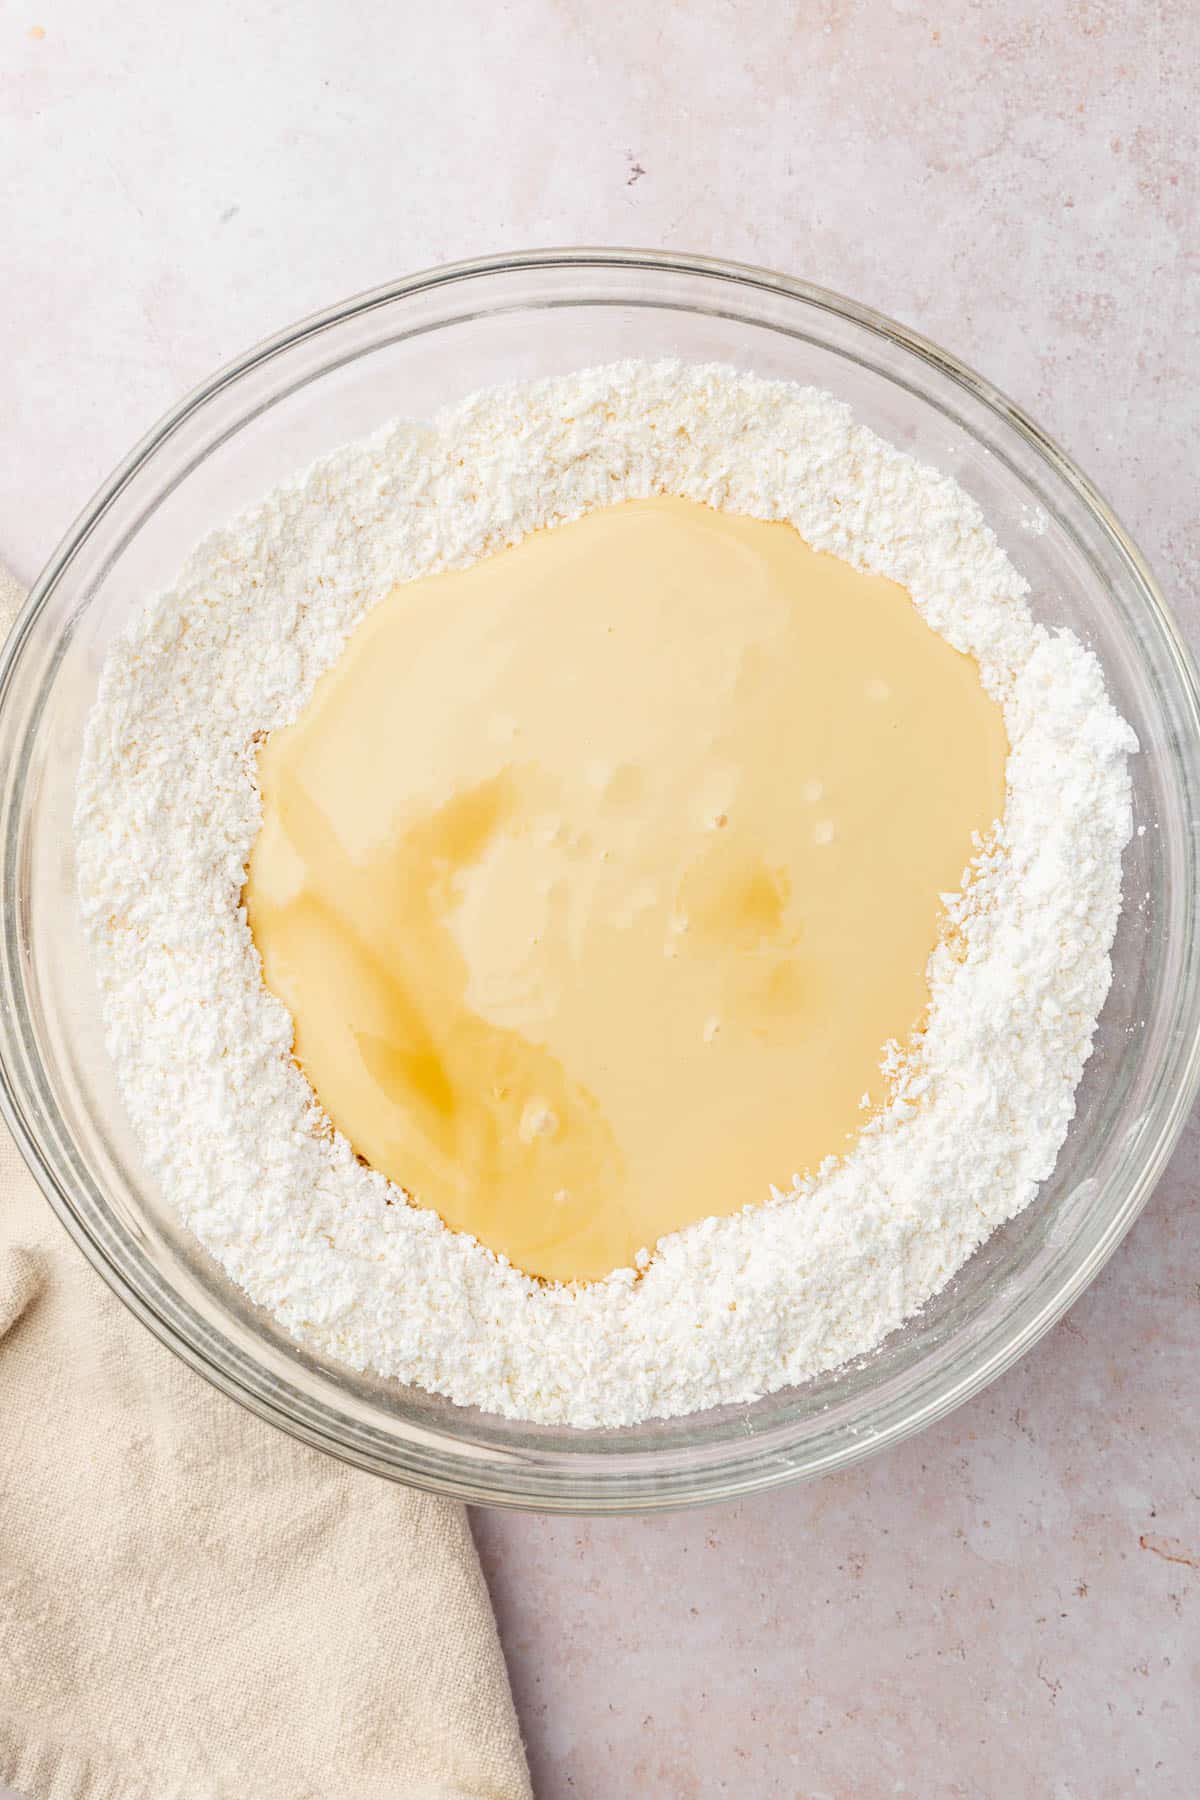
[2,250,1198,1512]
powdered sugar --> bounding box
[74,361,1136,1427]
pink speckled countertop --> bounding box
[4,2,1197,1793]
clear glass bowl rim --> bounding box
[3,246,1199,1513]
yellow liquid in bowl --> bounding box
[245,499,1006,1282]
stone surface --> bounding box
[3,0,1197,1794]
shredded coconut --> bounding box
[74,361,1136,1428]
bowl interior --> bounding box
[3,254,1198,1509]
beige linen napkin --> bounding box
[0,566,531,1800]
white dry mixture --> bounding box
[75,361,1136,1428]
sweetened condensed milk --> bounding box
[245,499,1006,1282]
